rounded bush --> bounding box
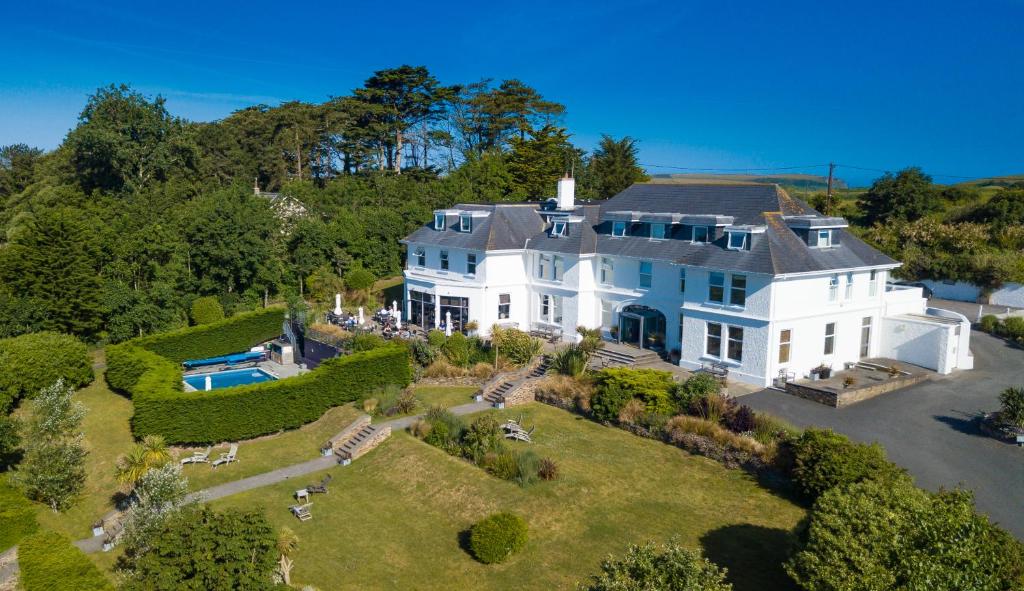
[190,296,225,325]
[980,314,999,334]
[469,512,528,564]
[344,267,375,291]
[0,332,92,412]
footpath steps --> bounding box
[336,424,392,461]
[592,346,659,368]
[483,356,550,407]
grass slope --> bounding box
[213,404,804,591]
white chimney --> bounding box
[557,175,575,210]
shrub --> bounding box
[790,428,907,500]
[535,375,592,408]
[576,326,603,354]
[980,314,1000,334]
[580,540,731,591]
[344,267,376,292]
[189,296,224,325]
[0,332,92,412]
[0,476,38,550]
[617,398,647,425]
[409,418,431,439]
[999,386,1024,429]
[1004,316,1024,341]
[594,368,676,414]
[131,306,285,363]
[351,332,385,352]
[387,389,419,416]
[724,404,757,433]
[537,457,559,481]
[786,479,1024,591]
[18,530,113,591]
[470,362,495,379]
[111,342,411,444]
[486,450,519,481]
[426,329,447,350]
[591,383,632,423]
[665,415,764,458]
[673,372,721,411]
[422,358,465,378]
[442,332,472,367]
[550,343,589,377]
[408,338,437,367]
[513,450,541,487]
[491,326,541,366]
[422,408,466,454]
[751,413,800,446]
[691,393,732,424]
[469,512,528,564]
[462,415,504,463]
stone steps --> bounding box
[336,424,391,461]
[592,346,660,367]
[483,356,550,407]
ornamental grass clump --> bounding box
[468,512,528,564]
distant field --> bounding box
[649,173,846,190]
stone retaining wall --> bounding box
[503,382,538,406]
[785,373,928,408]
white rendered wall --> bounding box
[880,317,954,374]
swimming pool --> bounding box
[183,368,277,391]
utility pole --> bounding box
[825,162,836,215]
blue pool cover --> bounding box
[182,351,265,369]
[184,368,277,391]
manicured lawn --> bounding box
[414,384,479,410]
[213,404,805,591]
[34,352,135,540]
[182,404,361,492]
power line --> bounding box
[641,161,999,182]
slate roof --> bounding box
[403,184,899,275]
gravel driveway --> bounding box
[742,329,1024,539]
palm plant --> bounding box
[277,526,300,585]
[550,343,589,378]
[115,435,171,487]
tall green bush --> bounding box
[132,306,285,362]
[581,541,732,591]
[18,530,113,591]
[469,512,528,564]
[115,344,410,443]
[999,386,1024,429]
[787,479,1024,591]
[0,332,92,412]
[0,476,38,551]
[789,428,907,500]
[491,326,541,366]
[593,368,676,415]
[1004,316,1024,342]
[980,314,999,334]
[189,296,225,325]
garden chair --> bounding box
[307,475,332,495]
[211,444,239,469]
[181,446,212,465]
[290,502,313,522]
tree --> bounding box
[0,331,93,412]
[64,84,197,193]
[857,167,939,225]
[11,379,88,511]
[507,124,580,198]
[967,189,1024,226]
[115,435,172,488]
[0,143,43,198]
[119,462,193,559]
[786,478,1024,591]
[590,135,649,198]
[354,65,446,173]
[122,507,281,591]
[0,208,105,337]
[581,540,732,591]
[276,527,299,586]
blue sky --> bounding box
[2,0,1022,186]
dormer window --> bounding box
[692,226,709,244]
[650,223,666,239]
[460,214,472,232]
[727,232,748,251]
[434,213,446,231]
[817,229,832,247]
[551,220,568,237]
[612,221,627,237]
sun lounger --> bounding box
[211,443,238,468]
[306,475,332,495]
[290,502,313,521]
[504,426,534,443]
[181,446,212,465]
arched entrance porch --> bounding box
[618,304,667,352]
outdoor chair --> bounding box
[181,446,212,465]
[211,443,239,469]
[505,426,534,443]
[307,475,332,495]
[290,502,313,522]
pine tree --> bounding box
[590,135,649,198]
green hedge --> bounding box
[0,476,38,551]
[0,332,93,412]
[133,306,286,363]
[18,530,113,591]
[111,343,411,444]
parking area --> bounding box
[742,329,1024,539]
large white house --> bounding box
[401,178,973,387]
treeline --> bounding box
[0,66,648,343]
[806,167,1024,288]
